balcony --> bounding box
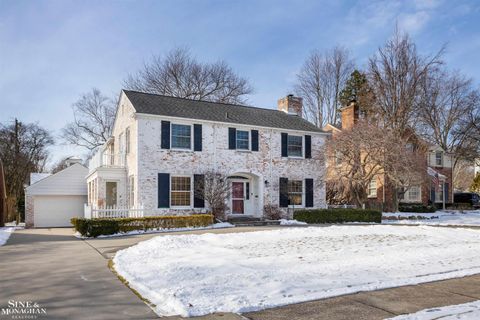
[88,151,126,173]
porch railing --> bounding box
[88,151,126,172]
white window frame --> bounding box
[287,134,304,158]
[404,185,422,202]
[170,175,193,209]
[367,178,377,198]
[288,179,304,208]
[170,123,193,151]
[235,129,250,151]
[435,183,444,203]
[435,151,443,166]
[118,132,125,155]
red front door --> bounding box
[231,182,245,214]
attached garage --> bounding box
[25,163,88,228]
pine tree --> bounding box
[339,70,368,107]
[470,172,480,193]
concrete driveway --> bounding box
[0,228,157,320]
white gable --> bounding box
[26,163,88,196]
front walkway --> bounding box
[1,226,480,319]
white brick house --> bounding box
[86,90,328,218]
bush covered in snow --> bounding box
[71,214,214,237]
[294,208,381,224]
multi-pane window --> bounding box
[171,176,191,207]
[368,178,377,198]
[125,128,130,154]
[287,135,303,157]
[406,186,421,202]
[435,151,443,166]
[171,124,191,149]
[118,132,125,154]
[288,180,303,206]
[236,130,249,150]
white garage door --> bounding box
[34,195,87,227]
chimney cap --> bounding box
[287,94,294,98]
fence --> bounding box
[84,204,209,219]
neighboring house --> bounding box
[87,91,328,218]
[324,101,453,210]
[25,161,88,228]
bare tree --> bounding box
[327,121,426,210]
[327,121,388,207]
[418,68,480,180]
[124,47,253,104]
[0,119,54,221]
[295,46,354,127]
[195,171,230,220]
[368,30,444,134]
[62,88,116,151]
[453,160,475,192]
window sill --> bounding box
[287,156,304,160]
[288,205,304,208]
[367,195,377,199]
[170,148,194,153]
[235,149,251,153]
[170,206,193,209]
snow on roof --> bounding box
[30,173,51,185]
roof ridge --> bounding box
[123,89,287,114]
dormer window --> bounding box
[435,151,443,166]
[171,124,192,150]
[287,135,303,157]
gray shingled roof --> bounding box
[123,90,325,133]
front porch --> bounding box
[226,171,264,218]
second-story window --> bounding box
[435,151,443,166]
[236,130,249,150]
[287,135,303,157]
[171,124,191,149]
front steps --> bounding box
[226,215,281,226]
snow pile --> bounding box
[76,222,234,239]
[383,210,480,226]
[388,300,480,319]
[113,225,480,317]
[279,219,307,225]
[0,226,20,246]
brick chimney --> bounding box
[278,94,303,117]
[340,100,359,130]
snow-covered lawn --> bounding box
[383,210,480,226]
[388,300,480,319]
[279,219,307,225]
[113,225,480,317]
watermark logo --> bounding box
[1,300,47,319]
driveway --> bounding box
[0,228,157,320]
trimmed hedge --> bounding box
[71,214,214,238]
[293,208,382,224]
[399,203,436,213]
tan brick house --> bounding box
[324,101,453,211]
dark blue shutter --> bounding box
[279,177,289,207]
[161,121,170,149]
[444,183,449,203]
[194,124,202,151]
[281,133,288,157]
[193,174,205,208]
[305,178,314,207]
[251,130,259,151]
[305,135,311,159]
[430,184,436,202]
[158,173,170,208]
[228,128,236,149]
